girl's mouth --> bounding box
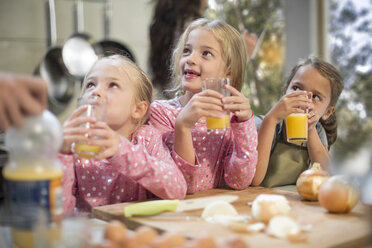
[184,69,201,79]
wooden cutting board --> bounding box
[92,186,372,247]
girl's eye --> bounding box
[86,82,95,89]
[313,95,320,101]
[109,82,119,88]
[202,50,212,57]
[292,86,300,91]
[183,47,191,55]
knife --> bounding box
[124,194,239,218]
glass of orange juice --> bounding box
[285,113,308,143]
[74,97,106,159]
[202,78,230,130]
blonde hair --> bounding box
[284,56,344,147]
[169,18,247,95]
[82,55,153,126]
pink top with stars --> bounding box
[150,98,258,194]
[59,124,187,215]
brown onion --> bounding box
[296,162,329,201]
[318,175,359,213]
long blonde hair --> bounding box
[82,55,153,126]
[169,18,247,95]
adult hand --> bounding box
[0,72,47,131]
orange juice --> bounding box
[3,164,63,248]
[285,113,308,143]
[75,143,100,159]
[3,110,64,248]
[206,115,230,130]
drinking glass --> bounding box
[202,78,230,130]
[74,97,106,159]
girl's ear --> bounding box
[321,106,335,121]
[132,101,149,121]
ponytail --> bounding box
[320,112,338,148]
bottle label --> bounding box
[3,178,63,230]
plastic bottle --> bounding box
[2,110,63,248]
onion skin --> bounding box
[296,162,329,201]
[318,175,359,213]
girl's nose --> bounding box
[186,52,197,65]
[92,85,104,98]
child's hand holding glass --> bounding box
[267,90,311,124]
[73,97,107,159]
[222,83,253,122]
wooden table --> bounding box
[92,187,372,248]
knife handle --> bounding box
[124,199,180,218]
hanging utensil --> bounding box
[93,0,136,62]
[62,0,97,78]
[36,0,77,115]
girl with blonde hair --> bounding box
[150,18,258,193]
[60,55,186,214]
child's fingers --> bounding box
[224,84,241,96]
[222,95,246,105]
[285,90,308,97]
[64,116,96,129]
[197,95,224,107]
[95,147,116,160]
[69,105,89,120]
[203,109,227,119]
[64,134,88,144]
[223,103,246,112]
[199,89,223,99]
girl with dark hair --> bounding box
[252,56,344,187]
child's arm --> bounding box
[306,110,331,169]
[223,116,258,189]
[107,127,187,200]
[221,85,257,188]
[307,128,330,169]
[58,154,77,216]
[251,91,311,186]
[174,91,225,164]
[251,114,277,186]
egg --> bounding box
[194,234,217,248]
[120,233,141,248]
[104,220,127,244]
[150,232,187,248]
[222,236,248,248]
[97,239,120,248]
[134,225,158,246]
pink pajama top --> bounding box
[59,124,187,215]
[150,98,258,194]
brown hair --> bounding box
[83,55,153,126]
[284,56,344,147]
[169,18,247,95]
[149,0,202,91]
